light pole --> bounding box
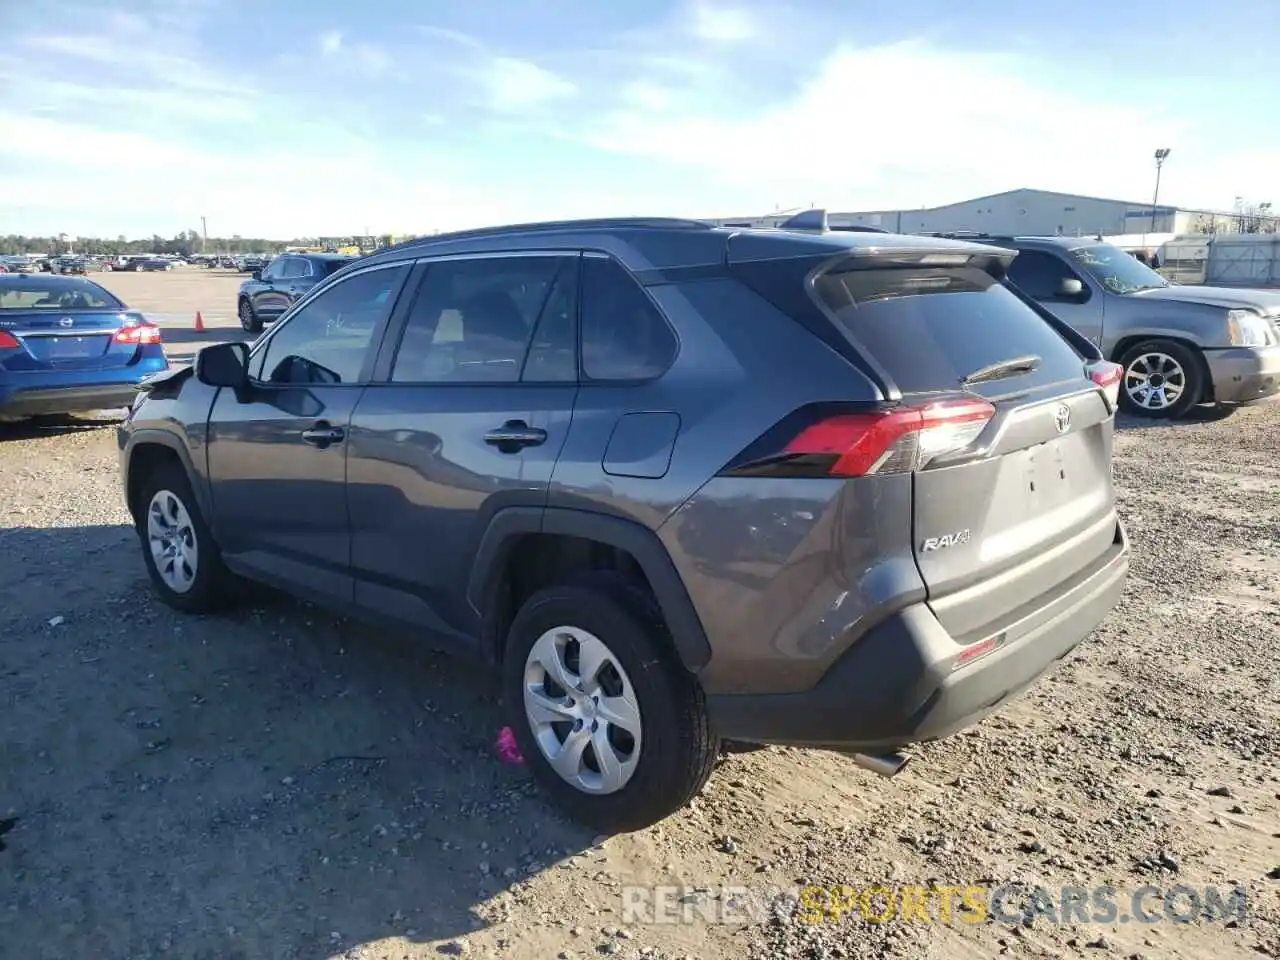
[1150,148,1171,234]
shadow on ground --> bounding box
[1115,403,1238,432]
[0,413,123,441]
[0,524,594,959]
[161,327,249,346]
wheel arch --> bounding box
[468,507,713,674]
[1109,330,1208,363]
[124,431,209,527]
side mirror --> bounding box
[251,270,262,281]
[1057,277,1086,299]
[195,341,250,390]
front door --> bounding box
[251,256,293,321]
[346,253,580,644]
[1005,248,1106,346]
[206,262,413,604]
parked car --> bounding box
[0,274,168,419]
[140,258,174,272]
[0,257,37,274]
[940,234,1280,418]
[118,216,1129,830]
[236,252,357,332]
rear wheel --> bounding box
[238,298,263,333]
[1118,339,1204,419]
[503,574,719,832]
[137,462,235,613]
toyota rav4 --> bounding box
[118,214,1129,830]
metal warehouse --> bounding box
[713,188,1257,238]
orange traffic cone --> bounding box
[194,311,205,332]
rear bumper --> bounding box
[0,362,166,417]
[707,522,1129,751]
[1204,346,1280,404]
[0,384,144,416]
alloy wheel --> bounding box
[1124,351,1186,411]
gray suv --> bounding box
[117,217,1130,830]
[970,235,1280,418]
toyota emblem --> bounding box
[1054,403,1071,433]
[58,316,74,327]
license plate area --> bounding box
[1022,437,1075,511]
[38,336,108,360]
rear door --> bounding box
[812,259,1121,641]
[345,252,580,643]
[0,279,141,370]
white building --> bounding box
[712,188,1263,238]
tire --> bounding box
[1117,338,1205,419]
[503,573,719,832]
[238,298,263,333]
[136,462,235,613]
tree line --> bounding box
[0,231,305,257]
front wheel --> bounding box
[1117,339,1205,418]
[238,298,263,333]
[137,462,235,613]
[503,575,719,832]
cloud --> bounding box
[572,40,1189,212]
[478,57,577,112]
[621,80,678,111]
[688,4,758,43]
[319,29,343,56]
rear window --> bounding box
[0,279,121,310]
[812,265,1084,394]
[322,259,354,276]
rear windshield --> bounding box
[812,265,1084,394]
[0,278,121,310]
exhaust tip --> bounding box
[851,752,910,778]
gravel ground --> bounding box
[1,397,1278,960]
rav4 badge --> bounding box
[922,529,971,552]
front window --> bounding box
[0,278,121,310]
[1067,244,1169,294]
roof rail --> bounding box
[388,216,715,252]
[774,209,890,234]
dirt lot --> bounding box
[1,293,1278,957]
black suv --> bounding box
[119,214,1129,830]
[237,253,357,332]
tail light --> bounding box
[1086,360,1122,410]
[114,323,162,345]
[0,330,19,349]
[724,397,996,479]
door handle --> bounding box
[301,423,344,447]
[484,420,546,451]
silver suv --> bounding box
[974,235,1280,418]
[118,215,1129,830]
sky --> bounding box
[1,0,1278,239]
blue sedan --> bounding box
[0,274,169,419]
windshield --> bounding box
[1068,244,1169,294]
[0,278,122,310]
